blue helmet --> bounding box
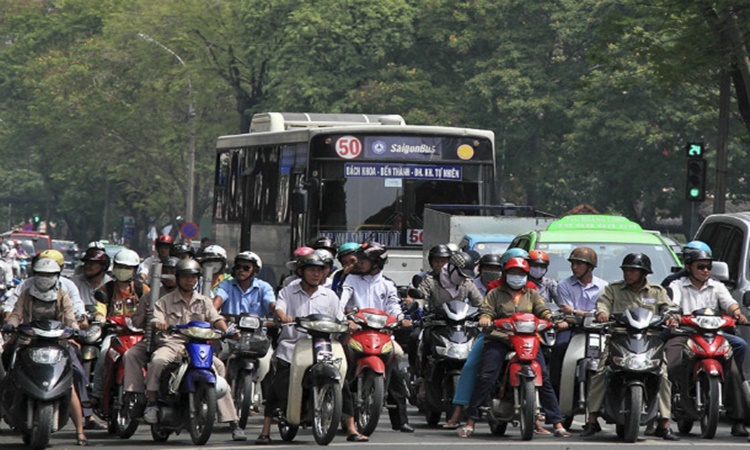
[500,248,530,266]
[684,240,711,255]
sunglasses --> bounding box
[233,264,253,272]
[695,263,713,271]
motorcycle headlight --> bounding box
[239,316,261,330]
[614,353,660,371]
[435,342,470,360]
[83,324,103,343]
[362,312,388,329]
[181,326,222,340]
[30,347,64,364]
[381,340,393,354]
[514,321,536,334]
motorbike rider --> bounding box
[331,242,361,296]
[138,234,173,283]
[197,244,231,295]
[581,252,680,440]
[122,259,246,441]
[213,251,275,316]
[0,245,12,287]
[340,241,414,433]
[256,252,366,443]
[132,256,179,328]
[458,256,571,438]
[661,240,713,295]
[527,250,559,309]
[2,257,89,446]
[72,248,113,313]
[89,249,150,408]
[550,247,607,393]
[170,242,195,260]
[666,247,750,437]
[473,253,503,296]
[278,246,315,289]
[310,236,337,260]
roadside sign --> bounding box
[180,221,199,239]
[21,223,33,232]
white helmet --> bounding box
[33,258,62,274]
[113,249,140,267]
[235,251,262,270]
[446,243,460,254]
[87,240,106,250]
[201,245,227,261]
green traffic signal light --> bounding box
[686,158,707,201]
[33,215,40,223]
[686,142,704,158]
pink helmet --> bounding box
[293,246,315,258]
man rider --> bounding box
[72,247,112,313]
[138,234,173,283]
[582,253,680,440]
[473,253,503,297]
[213,251,275,316]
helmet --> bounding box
[428,244,452,262]
[170,243,195,258]
[528,250,550,266]
[81,248,111,268]
[162,256,180,269]
[310,236,337,256]
[293,246,315,258]
[620,253,653,274]
[200,245,227,262]
[39,249,65,268]
[568,246,598,268]
[449,251,476,278]
[684,249,713,265]
[684,240,711,254]
[337,242,361,261]
[87,241,105,250]
[296,253,326,269]
[504,257,530,273]
[478,253,503,268]
[500,248,529,265]
[235,251,262,270]
[313,249,334,266]
[446,243,460,254]
[155,234,174,247]
[359,241,388,266]
[33,258,61,274]
[113,249,140,267]
[176,259,202,276]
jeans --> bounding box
[452,333,485,406]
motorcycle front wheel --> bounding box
[29,401,53,450]
[623,384,643,443]
[313,381,343,445]
[151,424,170,442]
[518,379,536,441]
[699,373,720,439]
[189,381,217,445]
[356,372,384,436]
[234,371,256,429]
[279,422,299,441]
[113,384,139,439]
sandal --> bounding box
[347,433,369,442]
[457,426,474,438]
[534,427,552,435]
[255,434,272,445]
[84,418,107,430]
[553,428,572,438]
[442,421,461,430]
[77,432,88,446]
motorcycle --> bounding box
[671,308,735,438]
[599,307,668,443]
[148,321,229,445]
[0,320,75,450]
[558,312,608,429]
[277,314,348,445]
[79,318,104,385]
[222,313,272,429]
[345,307,399,435]
[486,312,552,441]
[97,315,144,438]
[415,300,479,425]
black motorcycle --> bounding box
[0,320,75,450]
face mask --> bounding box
[529,266,547,280]
[34,275,59,292]
[481,270,502,283]
[448,266,466,286]
[113,267,136,282]
[505,274,528,290]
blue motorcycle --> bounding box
[149,321,228,445]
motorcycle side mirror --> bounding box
[408,288,424,300]
[348,306,360,315]
[405,301,420,314]
[93,290,107,304]
[743,291,750,308]
[670,265,682,273]
[411,274,424,288]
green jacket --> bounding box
[480,284,550,342]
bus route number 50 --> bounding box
[335,136,362,159]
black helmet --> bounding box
[296,253,326,270]
[175,259,201,276]
[170,243,195,258]
[684,249,713,266]
[310,236,337,256]
[620,253,653,274]
[428,244,452,262]
[478,253,503,269]
[161,256,180,269]
[449,251,476,278]
[359,241,388,267]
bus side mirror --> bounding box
[291,188,307,214]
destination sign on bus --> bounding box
[344,163,463,181]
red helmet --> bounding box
[81,248,111,268]
[528,250,550,266]
[293,246,315,258]
[503,257,530,273]
[155,234,174,247]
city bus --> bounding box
[212,112,497,287]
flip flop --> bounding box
[347,433,369,442]
[457,426,474,438]
[553,428,572,438]
[534,427,552,435]
[254,434,272,445]
[442,422,462,430]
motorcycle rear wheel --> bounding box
[518,379,536,441]
[235,372,256,429]
[677,419,693,435]
[489,420,508,436]
[151,424,170,442]
[356,372,384,436]
[313,381,343,445]
[623,384,643,443]
[279,422,299,441]
[29,401,53,450]
[113,384,140,439]
[699,374,720,439]
[189,381,217,445]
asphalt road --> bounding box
[2,408,749,450]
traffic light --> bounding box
[686,142,704,158]
[33,215,40,230]
[686,158,707,201]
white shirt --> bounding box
[340,272,403,320]
[72,272,113,308]
[275,280,343,363]
[668,276,738,314]
[3,276,85,317]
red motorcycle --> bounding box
[673,308,736,439]
[98,315,144,438]
[345,307,399,436]
[485,312,552,441]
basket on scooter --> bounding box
[229,334,270,357]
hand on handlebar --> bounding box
[348,319,359,332]
[479,316,491,328]
[555,320,569,331]
[665,317,679,329]
[595,312,609,323]
[559,305,574,315]
[737,313,749,325]
[154,321,168,331]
